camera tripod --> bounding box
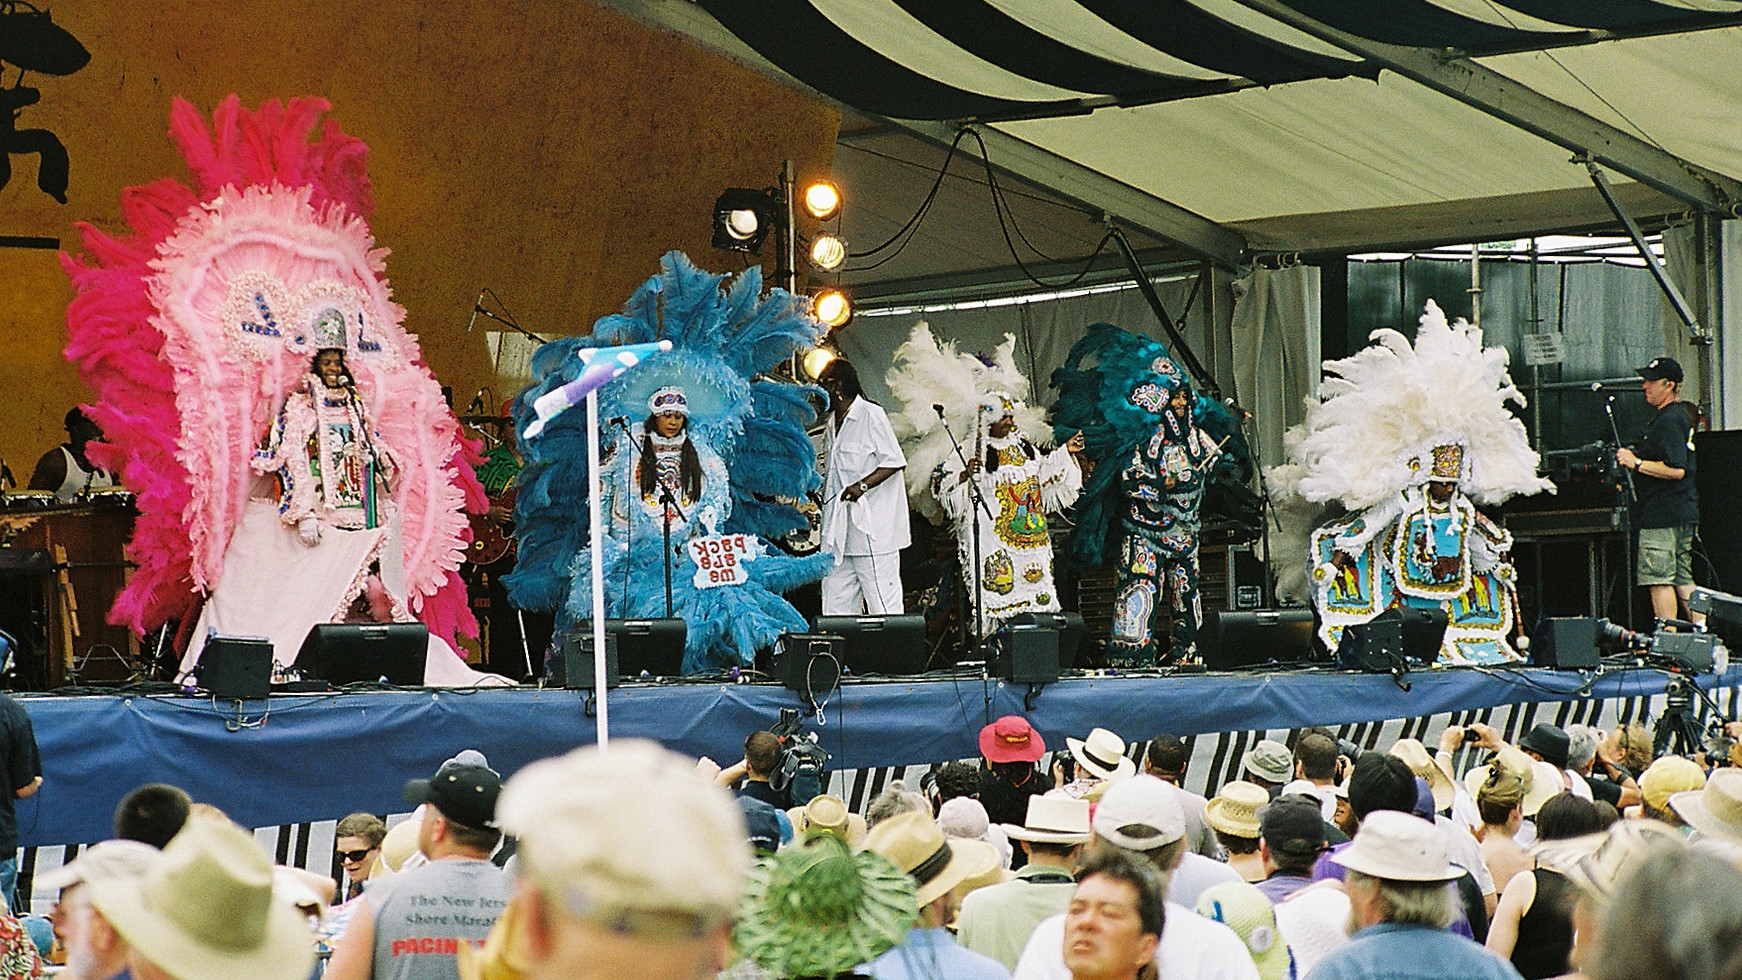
[1654,675,1721,759]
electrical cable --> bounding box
[848,130,973,262]
[964,129,1118,290]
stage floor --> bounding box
[15,661,1736,847]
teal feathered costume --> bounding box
[506,252,833,673]
[1051,323,1251,662]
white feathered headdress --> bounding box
[1271,300,1554,513]
[887,322,1050,522]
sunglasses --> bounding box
[336,848,375,864]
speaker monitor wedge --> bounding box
[995,623,1060,685]
[1531,617,1600,670]
[200,636,274,699]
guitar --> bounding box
[467,486,516,566]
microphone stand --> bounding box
[658,484,687,619]
[936,406,996,658]
[1603,394,1640,627]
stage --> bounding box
[17,661,1737,847]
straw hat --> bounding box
[1540,821,1686,899]
[787,794,868,848]
[1195,881,1295,980]
[85,818,316,980]
[1670,768,1742,843]
[36,839,160,891]
[1464,744,1558,818]
[863,810,997,908]
[371,814,424,877]
[1067,728,1137,781]
[1001,794,1091,845]
[1331,811,1460,882]
[735,832,916,979]
[1388,739,1454,813]
[1640,756,1707,812]
[457,890,532,980]
[1204,781,1267,839]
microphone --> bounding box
[608,415,629,427]
[465,289,486,333]
[1223,397,1251,419]
[933,404,945,417]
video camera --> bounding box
[767,708,830,806]
[1594,618,1724,672]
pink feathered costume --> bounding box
[62,95,494,685]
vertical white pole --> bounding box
[587,388,609,750]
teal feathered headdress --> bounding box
[1050,322,1251,567]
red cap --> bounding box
[980,715,1046,763]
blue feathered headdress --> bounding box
[506,252,832,669]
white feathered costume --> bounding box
[1269,301,1554,664]
[887,324,1081,635]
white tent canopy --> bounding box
[605,0,1742,421]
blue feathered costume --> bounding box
[1051,323,1251,662]
[506,252,834,674]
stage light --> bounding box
[809,234,847,272]
[712,188,778,254]
[814,289,852,329]
[802,180,841,220]
[802,347,837,379]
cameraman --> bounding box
[711,730,789,809]
[1615,357,1704,626]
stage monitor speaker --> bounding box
[1531,616,1600,669]
[993,623,1059,685]
[559,628,620,690]
[200,637,273,699]
[573,619,686,678]
[1002,612,1085,669]
[293,624,428,686]
[1337,607,1448,671]
[1199,608,1316,670]
[772,633,842,697]
[812,615,926,675]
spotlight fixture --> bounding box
[712,188,779,254]
[801,180,842,220]
[813,289,852,329]
[802,347,838,380]
[809,234,847,272]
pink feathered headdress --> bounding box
[62,94,484,648]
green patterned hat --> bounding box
[734,831,917,978]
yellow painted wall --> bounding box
[0,0,837,470]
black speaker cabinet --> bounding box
[812,615,926,675]
[773,633,842,697]
[1002,612,1085,669]
[1339,613,1403,671]
[994,623,1060,685]
[200,637,273,699]
[1338,607,1449,670]
[1531,616,1600,669]
[1199,608,1316,670]
[559,628,619,690]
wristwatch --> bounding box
[857,480,871,495]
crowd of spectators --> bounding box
[15,710,1742,980]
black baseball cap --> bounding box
[1259,794,1326,857]
[1638,357,1683,383]
[403,751,502,829]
